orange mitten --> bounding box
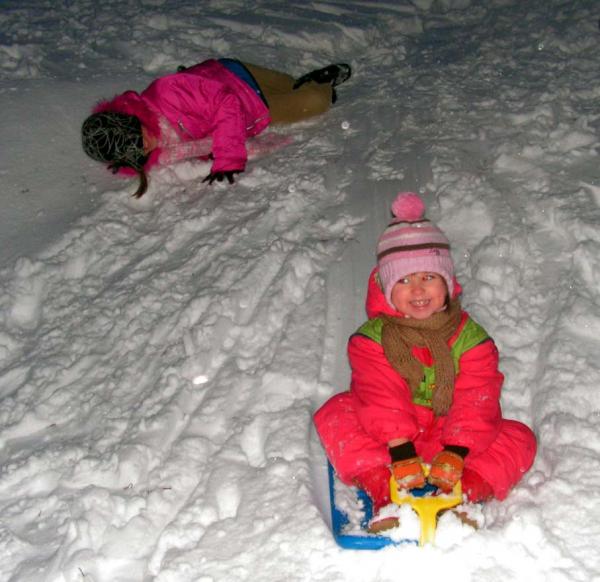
[428,448,466,492]
[389,441,426,490]
[392,457,426,490]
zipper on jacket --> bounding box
[246,114,269,131]
[177,120,195,138]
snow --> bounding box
[0,0,599,580]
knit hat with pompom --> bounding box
[377,192,455,308]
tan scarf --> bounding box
[381,298,462,416]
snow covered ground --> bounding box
[1,0,599,580]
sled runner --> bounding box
[328,462,462,549]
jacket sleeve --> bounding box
[348,334,421,445]
[209,90,248,173]
[442,338,503,455]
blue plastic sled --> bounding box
[328,462,419,549]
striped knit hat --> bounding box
[377,192,454,308]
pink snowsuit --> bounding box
[92,59,270,176]
[314,268,537,501]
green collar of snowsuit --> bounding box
[355,316,489,408]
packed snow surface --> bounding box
[1,0,599,580]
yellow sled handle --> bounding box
[390,465,462,546]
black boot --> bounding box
[292,63,352,90]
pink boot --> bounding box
[353,465,399,533]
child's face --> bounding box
[390,272,448,319]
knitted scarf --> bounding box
[381,298,462,416]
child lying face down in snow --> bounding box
[314,192,537,532]
[81,59,351,198]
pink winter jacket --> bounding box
[350,268,503,454]
[93,59,271,175]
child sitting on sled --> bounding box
[81,59,351,197]
[314,192,537,532]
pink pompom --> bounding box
[390,192,425,221]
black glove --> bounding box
[202,171,240,185]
